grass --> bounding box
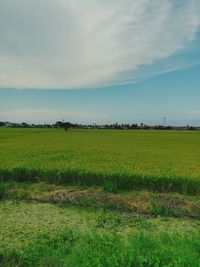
[0,200,200,267]
[1,181,200,218]
[0,182,6,200]
[0,128,200,194]
[2,231,200,267]
[0,200,200,266]
[1,128,200,265]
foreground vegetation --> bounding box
[1,226,200,267]
[0,128,200,194]
[0,197,200,267]
[0,182,199,266]
[1,182,200,219]
[0,129,199,265]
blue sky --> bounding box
[0,65,199,125]
[0,0,200,125]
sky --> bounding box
[0,0,200,125]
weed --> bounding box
[96,212,152,230]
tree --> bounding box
[63,122,73,130]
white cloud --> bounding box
[188,110,200,114]
[0,0,200,89]
[0,109,107,123]
[187,110,200,120]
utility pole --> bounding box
[164,117,166,126]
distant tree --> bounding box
[131,124,138,129]
[188,126,195,131]
[55,121,63,128]
[144,125,150,130]
[113,123,122,129]
[63,122,73,130]
[46,124,52,128]
[21,122,29,128]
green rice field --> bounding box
[0,128,200,266]
[0,128,200,194]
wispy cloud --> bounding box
[187,109,200,119]
[0,109,107,123]
[0,0,200,89]
[188,110,200,114]
[186,110,200,121]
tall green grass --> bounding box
[1,229,200,267]
[0,128,200,194]
[0,166,199,194]
[0,182,6,200]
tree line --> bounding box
[0,121,199,131]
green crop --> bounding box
[0,128,200,194]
